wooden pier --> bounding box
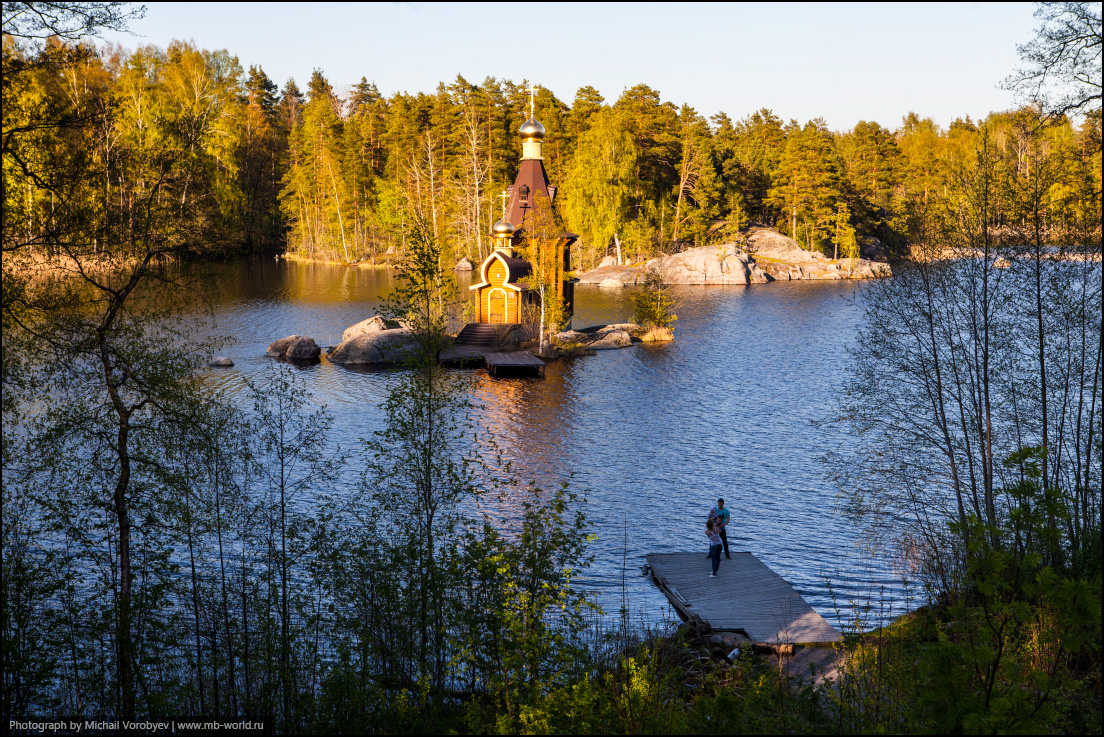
[438,345,490,366]
[484,351,545,378]
[646,552,842,645]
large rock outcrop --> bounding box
[553,329,590,344]
[647,245,764,285]
[576,228,891,285]
[579,245,763,285]
[576,265,644,285]
[747,230,819,262]
[589,329,633,350]
[550,322,671,353]
[341,315,403,343]
[563,323,645,350]
[860,236,888,262]
[266,335,321,361]
[749,230,892,280]
[328,329,420,365]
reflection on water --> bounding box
[199,256,914,627]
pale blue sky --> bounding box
[99,2,1040,131]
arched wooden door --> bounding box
[488,289,506,323]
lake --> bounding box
[198,256,915,629]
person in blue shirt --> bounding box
[708,498,731,559]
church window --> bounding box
[518,184,529,201]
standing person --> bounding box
[706,519,723,577]
[711,498,731,559]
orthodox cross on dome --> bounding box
[525,83,539,118]
[498,190,509,217]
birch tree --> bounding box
[563,109,637,269]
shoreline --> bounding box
[279,252,396,268]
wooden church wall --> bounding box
[479,288,519,323]
[476,259,519,323]
[488,260,507,283]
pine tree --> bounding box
[768,120,843,250]
[834,201,858,259]
[239,65,284,249]
[614,85,680,221]
[671,104,719,247]
[716,109,785,223]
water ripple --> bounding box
[198,258,915,628]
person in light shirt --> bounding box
[706,519,723,577]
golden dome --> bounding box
[518,116,546,140]
[492,218,516,237]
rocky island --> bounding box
[576,228,891,286]
[271,226,891,368]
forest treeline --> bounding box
[5,34,1101,269]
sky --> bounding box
[98,2,1041,131]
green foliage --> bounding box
[630,268,677,330]
[563,108,638,268]
[837,120,902,235]
[3,10,1101,734]
[768,119,844,251]
[833,108,1101,593]
[713,109,786,225]
[1,498,69,718]
[5,30,1101,268]
[281,70,354,260]
[459,483,597,722]
[833,201,858,259]
[822,446,1102,734]
[379,214,459,361]
[671,104,721,247]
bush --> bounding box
[630,269,677,330]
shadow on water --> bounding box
[196,256,913,627]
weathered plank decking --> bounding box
[646,552,842,644]
[438,346,490,366]
[485,351,545,378]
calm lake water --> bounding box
[198,257,915,629]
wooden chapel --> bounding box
[469,85,577,325]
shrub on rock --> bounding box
[631,269,678,329]
[640,326,674,342]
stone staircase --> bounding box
[454,323,499,348]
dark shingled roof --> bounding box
[505,158,577,242]
[500,255,532,285]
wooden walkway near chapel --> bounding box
[440,323,545,378]
[484,351,545,378]
[645,552,842,645]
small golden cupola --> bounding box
[491,218,516,255]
